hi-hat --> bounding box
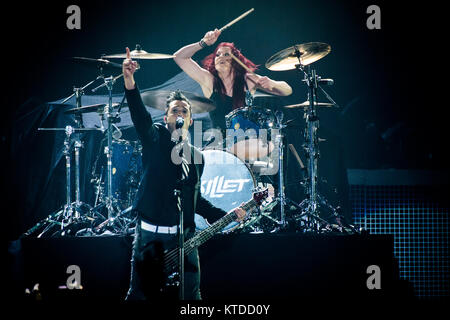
[141,90,215,114]
[284,101,333,108]
[103,46,175,60]
[265,42,331,71]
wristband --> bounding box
[199,39,208,48]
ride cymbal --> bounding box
[265,42,331,71]
[103,47,174,60]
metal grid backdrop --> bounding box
[347,169,449,299]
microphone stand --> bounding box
[174,131,186,300]
[175,185,184,300]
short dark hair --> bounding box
[165,90,192,116]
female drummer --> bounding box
[173,29,293,130]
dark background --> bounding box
[2,0,448,239]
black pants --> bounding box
[125,223,201,300]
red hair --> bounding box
[202,42,258,110]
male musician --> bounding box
[122,47,246,300]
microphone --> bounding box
[175,116,184,129]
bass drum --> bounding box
[195,149,256,233]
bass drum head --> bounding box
[195,149,256,233]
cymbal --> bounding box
[103,48,174,60]
[140,90,215,114]
[265,42,331,71]
[38,127,102,132]
[253,91,277,98]
[72,57,122,68]
[64,103,121,114]
[284,101,333,108]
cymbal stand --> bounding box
[91,74,132,234]
[303,64,320,230]
[71,88,87,213]
[25,126,100,237]
[60,126,93,228]
[274,110,287,227]
[61,76,103,106]
[292,48,343,232]
[63,80,107,227]
[99,75,124,231]
[62,126,74,228]
[23,77,106,238]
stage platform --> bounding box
[8,232,415,303]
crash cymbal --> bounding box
[265,42,331,71]
[284,101,333,108]
[141,90,215,114]
[64,103,122,114]
[72,57,122,68]
[103,47,174,60]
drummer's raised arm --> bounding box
[173,30,221,95]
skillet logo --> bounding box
[202,176,251,198]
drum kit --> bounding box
[23,38,357,238]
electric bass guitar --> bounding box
[163,188,269,285]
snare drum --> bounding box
[225,106,275,161]
[195,149,256,233]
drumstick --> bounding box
[219,8,254,32]
[229,52,263,86]
[229,52,255,74]
[288,144,305,169]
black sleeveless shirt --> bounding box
[208,90,233,131]
[208,80,251,131]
